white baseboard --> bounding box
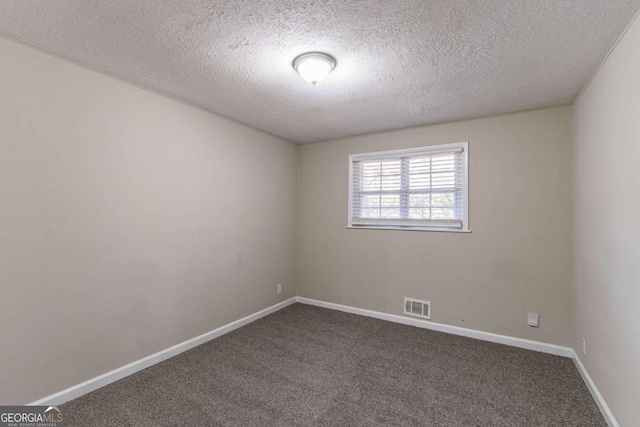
[28,295,617,427]
[296,297,623,424]
[28,297,297,406]
[295,297,573,357]
[571,350,619,427]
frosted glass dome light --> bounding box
[293,52,336,86]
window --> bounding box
[348,142,469,231]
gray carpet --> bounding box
[62,304,605,426]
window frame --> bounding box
[347,142,470,232]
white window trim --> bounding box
[347,142,470,232]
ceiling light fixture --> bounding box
[293,52,336,86]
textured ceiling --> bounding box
[0,1,638,143]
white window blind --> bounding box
[348,143,468,231]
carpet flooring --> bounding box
[62,303,605,426]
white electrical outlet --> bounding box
[527,312,539,328]
[277,284,282,295]
[582,337,587,355]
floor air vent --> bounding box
[404,297,431,319]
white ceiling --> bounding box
[0,1,638,143]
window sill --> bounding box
[346,226,471,233]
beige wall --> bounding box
[0,36,297,404]
[297,106,573,346]
[572,13,640,427]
